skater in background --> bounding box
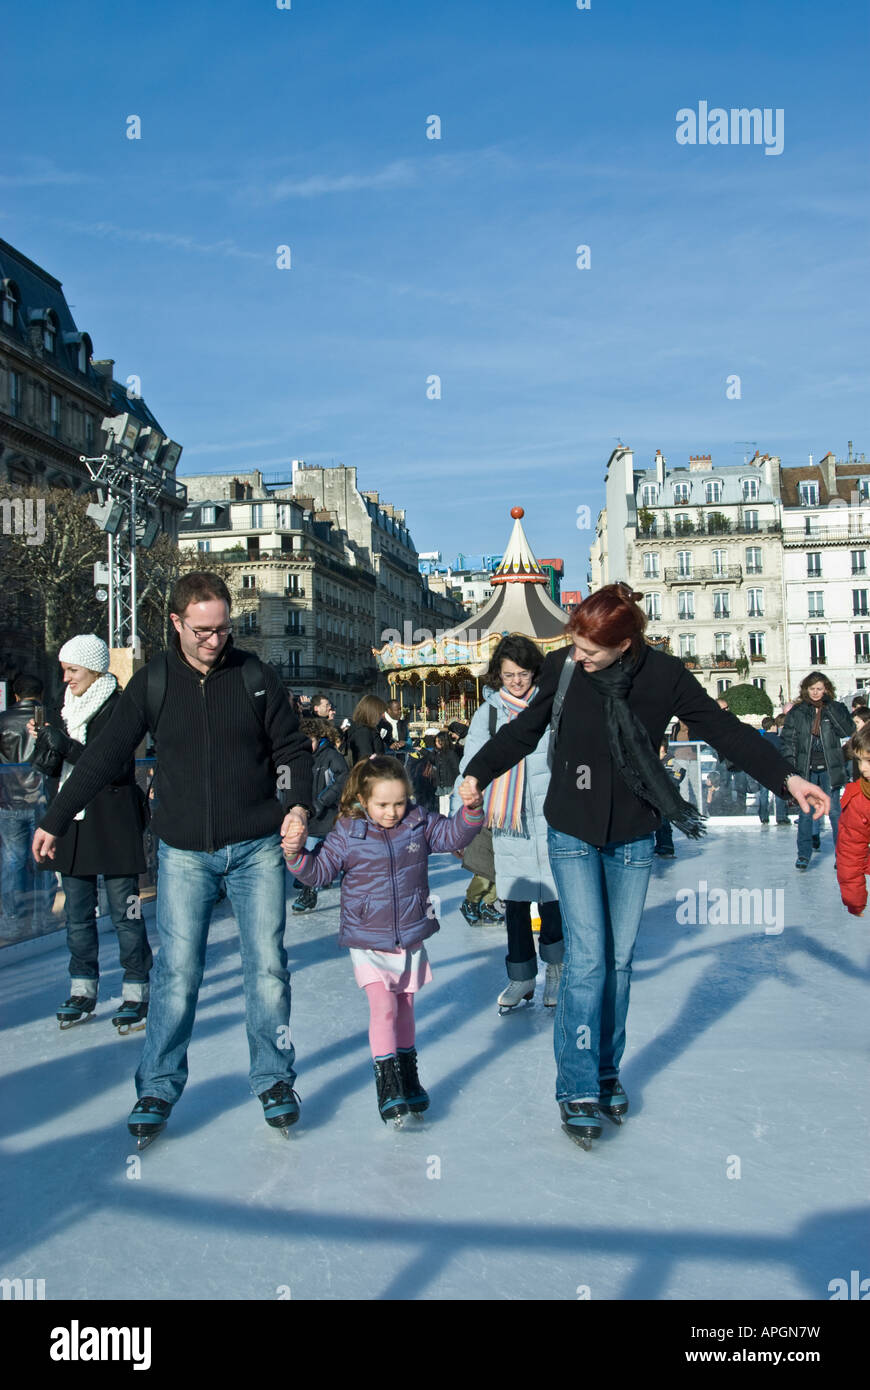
[459,584,828,1150]
[282,755,484,1125]
[378,698,412,763]
[290,718,349,914]
[844,706,870,782]
[836,725,870,917]
[408,730,439,812]
[781,671,853,871]
[757,717,791,825]
[28,636,151,1031]
[0,673,54,940]
[433,730,461,815]
[348,694,388,762]
[458,635,564,1013]
[654,741,685,857]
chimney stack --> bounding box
[688,454,712,472]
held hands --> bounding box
[458,776,484,811]
[785,775,830,820]
[280,807,308,861]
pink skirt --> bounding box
[349,945,432,993]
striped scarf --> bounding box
[483,686,538,833]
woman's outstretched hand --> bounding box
[785,775,830,820]
[458,776,483,811]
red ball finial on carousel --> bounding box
[510,505,524,519]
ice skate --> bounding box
[397,1047,429,1117]
[127,1096,173,1150]
[57,996,96,1029]
[111,1000,148,1035]
[373,1055,409,1127]
[497,979,534,1015]
[598,1077,629,1124]
[258,1081,301,1135]
[543,962,563,1007]
[559,1101,602,1150]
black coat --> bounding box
[780,697,854,790]
[464,644,796,848]
[40,690,147,878]
[348,723,385,764]
[309,739,350,837]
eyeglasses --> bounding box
[182,622,232,642]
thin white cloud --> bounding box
[183,437,290,457]
[264,159,418,202]
[0,158,96,188]
[59,219,265,262]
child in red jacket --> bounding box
[836,726,870,917]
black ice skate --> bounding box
[373,1055,410,1127]
[258,1081,301,1136]
[396,1047,429,1117]
[598,1078,629,1124]
[127,1096,173,1151]
[559,1101,603,1151]
[112,1000,148,1035]
[57,996,96,1029]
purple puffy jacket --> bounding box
[290,803,484,950]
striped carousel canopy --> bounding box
[374,507,571,676]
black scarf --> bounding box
[582,655,707,840]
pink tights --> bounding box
[364,983,416,1058]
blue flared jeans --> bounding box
[135,833,295,1105]
[547,827,655,1103]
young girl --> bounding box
[282,755,484,1124]
[836,725,870,917]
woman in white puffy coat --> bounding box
[459,635,564,1011]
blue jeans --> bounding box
[135,833,294,1105]
[796,770,841,860]
[757,787,790,823]
[63,873,152,996]
[548,828,655,1103]
[0,809,53,923]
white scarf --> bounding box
[60,673,117,820]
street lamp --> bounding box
[81,415,182,652]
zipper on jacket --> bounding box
[200,676,215,852]
[385,830,400,946]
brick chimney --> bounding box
[654,449,666,486]
[819,451,838,498]
[688,454,712,472]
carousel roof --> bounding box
[375,506,571,675]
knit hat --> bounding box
[58,634,111,674]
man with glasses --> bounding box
[312,693,336,724]
[32,572,313,1148]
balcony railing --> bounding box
[663,565,743,585]
[639,519,780,540]
[784,526,870,546]
[855,653,870,664]
[284,625,306,636]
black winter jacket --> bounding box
[39,690,147,877]
[309,738,350,837]
[0,699,45,811]
[464,644,797,847]
[348,723,385,764]
[780,697,854,791]
[40,641,313,852]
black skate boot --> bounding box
[128,1096,173,1150]
[258,1081,301,1136]
[459,898,481,925]
[396,1047,429,1116]
[598,1077,629,1124]
[559,1101,603,1151]
[112,1000,148,1035]
[57,996,96,1029]
[291,887,317,914]
[373,1055,410,1127]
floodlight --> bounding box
[159,440,182,472]
[86,499,125,535]
[101,413,142,453]
[137,426,164,464]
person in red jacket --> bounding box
[836,725,870,917]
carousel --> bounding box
[374,506,572,727]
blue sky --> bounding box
[3,0,868,587]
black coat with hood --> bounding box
[780,695,854,791]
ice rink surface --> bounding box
[1,823,868,1301]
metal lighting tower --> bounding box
[82,415,182,653]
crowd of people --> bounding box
[2,569,866,1152]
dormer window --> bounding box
[1,281,18,328]
[742,478,759,502]
[799,480,819,506]
[43,315,56,352]
[705,480,722,504]
[641,484,659,506]
[201,505,216,525]
[673,482,690,504]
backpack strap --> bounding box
[548,649,577,768]
[489,703,498,737]
[240,653,268,725]
[144,653,170,735]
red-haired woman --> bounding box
[459,584,829,1150]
